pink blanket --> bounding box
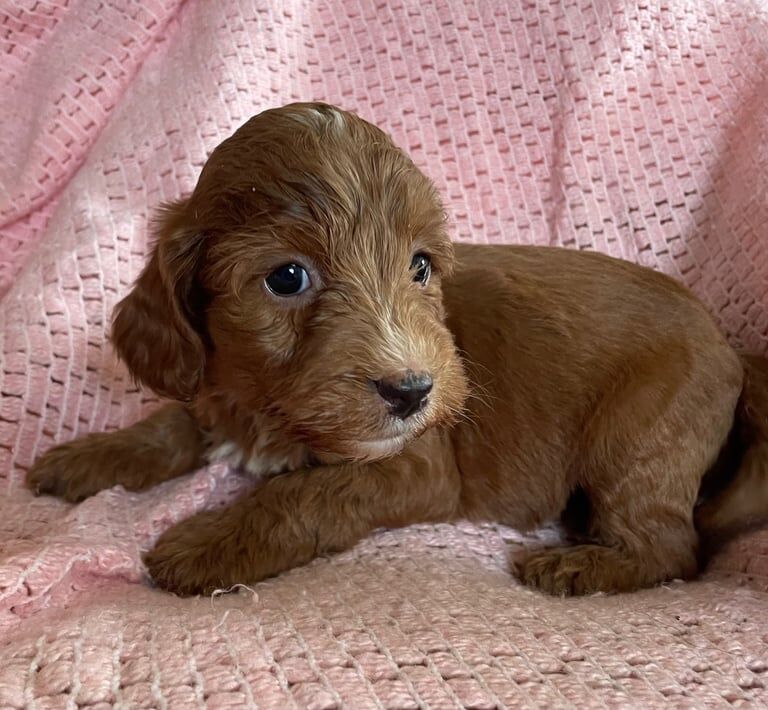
[2,1,768,707]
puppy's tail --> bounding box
[695,354,768,543]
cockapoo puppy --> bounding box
[27,103,768,596]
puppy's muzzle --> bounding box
[374,371,433,420]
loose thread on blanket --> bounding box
[209,583,260,609]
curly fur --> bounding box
[27,102,768,597]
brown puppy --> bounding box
[26,103,768,596]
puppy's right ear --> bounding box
[111,200,207,401]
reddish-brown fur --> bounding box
[26,103,768,596]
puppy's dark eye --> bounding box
[265,263,311,296]
[410,253,431,285]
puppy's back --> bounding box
[444,243,733,374]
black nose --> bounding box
[374,371,433,420]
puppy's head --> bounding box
[112,103,468,461]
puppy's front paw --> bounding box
[144,509,268,596]
[516,544,637,596]
[145,493,314,596]
[143,511,236,596]
[26,441,112,502]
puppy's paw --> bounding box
[144,510,251,596]
[26,441,113,502]
[515,544,636,596]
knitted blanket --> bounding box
[2,1,768,707]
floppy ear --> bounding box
[111,200,207,401]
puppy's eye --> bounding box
[410,253,431,285]
[265,263,311,296]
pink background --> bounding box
[1,1,767,707]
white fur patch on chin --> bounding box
[352,434,410,461]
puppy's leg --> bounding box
[518,468,700,595]
[518,353,740,595]
[26,403,207,502]
[144,432,459,595]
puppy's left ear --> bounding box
[111,200,207,401]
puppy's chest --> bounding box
[205,429,310,479]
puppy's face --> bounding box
[112,103,468,461]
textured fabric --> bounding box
[1,1,768,707]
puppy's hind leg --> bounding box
[518,349,741,595]
[518,473,700,595]
[26,403,207,502]
[518,423,703,595]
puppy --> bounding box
[27,102,768,596]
